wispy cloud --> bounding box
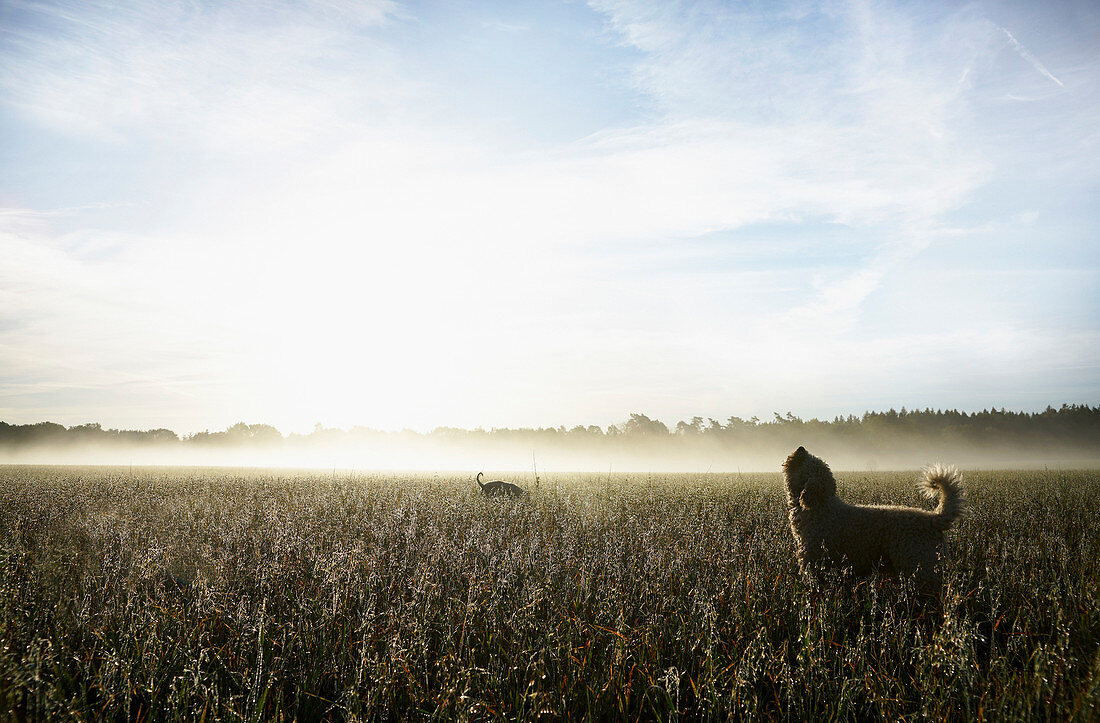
[0,0,402,149]
[1,0,1097,431]
[588,1,992,328]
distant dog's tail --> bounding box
[477,472,486,489]
[920,464,965,530]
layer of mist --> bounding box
[2,406,1097,472]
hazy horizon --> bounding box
[3,404,1096,472]
[2,1,1098,436]
[2,438,1095,474]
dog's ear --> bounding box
[799,472,827,508]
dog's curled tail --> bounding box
[920,464,965,529]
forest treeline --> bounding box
[1,405,1098,470]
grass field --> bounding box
[1,466,1098,721]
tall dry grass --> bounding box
[0,466,1097,720]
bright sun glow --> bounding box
[1,0,1098,435]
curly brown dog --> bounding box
[783,446,965,593]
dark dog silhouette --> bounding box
[477,472,526,498]
[783,446,964,594]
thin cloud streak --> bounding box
[1000,27,1065,88]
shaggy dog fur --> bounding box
[783,446,965,592]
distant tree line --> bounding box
[0,421,181,447]
[1,405,1097,455]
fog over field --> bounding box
[3,406,1096,472]
[0,443,1094,474]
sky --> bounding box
[0,0,1098,435]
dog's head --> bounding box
[783,446,837,509]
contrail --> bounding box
[1001,27,1064,88]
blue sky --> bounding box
[0,0,1097,434]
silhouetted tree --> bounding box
[621,413,669,437]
